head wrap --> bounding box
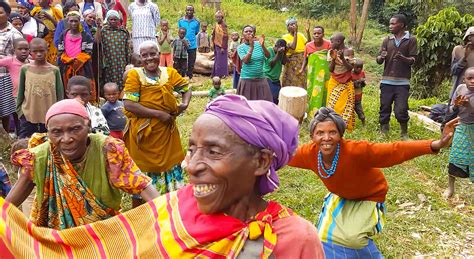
[309,107,346,137]
[215,10,224,16]
[105,10,120,23]
[464,26,474,41]
[45,99,89,126]
[67,10,81,18]
[8,13,23,23]
[82,8,96,18]
[285,17,297,27]
[204,95,299,196]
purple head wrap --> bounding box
[204,95,299,196]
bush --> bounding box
[412,7,474,98]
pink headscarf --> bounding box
[45,99,89,126]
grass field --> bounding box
[0,0,472,257]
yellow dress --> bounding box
[31,6,63,65]
[123,67,189,173]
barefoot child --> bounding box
[16,38,63,138]
[157,20,174,67]
[66,75,109,134]
[352,58,367,124]
[197,22,210,53]
[0,38,30,136]
[445,67,474,198]
[208,76,225,101]
[172,28,190,77]
[101,82,126,139]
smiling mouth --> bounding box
[193,184,218,198]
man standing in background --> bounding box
[178,5,200,82]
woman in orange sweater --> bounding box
[288,107,457,258]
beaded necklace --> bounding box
[317,143,340,179]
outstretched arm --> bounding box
[5,172,35,207]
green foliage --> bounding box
[412,7,474,98]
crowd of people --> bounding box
[0,0,472,257]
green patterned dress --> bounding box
[101,25,130,90]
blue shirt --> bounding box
[237,41,265,79]
[101,101,127,131]
[177,17,200,50]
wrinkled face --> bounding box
[186,114,260,215]
[185,6,194,17]
[11,18,23,32]
[242,26,254,41]
[85,13,96,26]
[14,41,29,61]
[465,69,474,89]
[312,120,342,158]
[104,86,119,103]
[108,16,119,27]
[313,27,324,42]
[389,18,403,34]
[68,16,80,31]
[140,45,160,72]
[215,14,223,23]
[30,43,48,61]
[17,5,30,18]
[0,7,8,25]
[47,114,90,162]
[67,84,91,105]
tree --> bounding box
[349,0,371,49]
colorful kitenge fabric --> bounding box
[11,133,151,229]
[123,67,188,173]
[318,193,386,249]
[30,6,63,65]
[132,164,185,199]
[307,49,330,118]
[0,163,12,198]
[326,76,356,131]
[449,123,474,181]
[101,25,130,89]
[281,52,307,88]
[0,185,294,258]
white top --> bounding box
[22,18,38,37]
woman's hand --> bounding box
[258,34,265,46]
[155,110,173,124]
[431,117,460,151]
[177,103,189,115]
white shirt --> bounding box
[22,18,38,37]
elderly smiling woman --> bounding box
[288,107,457,257]
[0,95,324,258]
[5,99,159,230]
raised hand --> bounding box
[258,34,265,46]
[431,117,460,151]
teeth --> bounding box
[193,184,218,196]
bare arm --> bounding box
[261,42,270,58]
[5,172,35,207]
[300,57,308,72]
[139,184,160,201]
[269,50,282,68]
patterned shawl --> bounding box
[0,185,294,258]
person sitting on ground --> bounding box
[444,67,474,198]
[5,99,159,230]
[263,39,288,104]
[0,95,325,258]
[352,58,367,125]
[101,82,127,139]
[288,107,457,257]
[208,76,225,100]
[66,75,109,134]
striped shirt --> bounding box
[237,41,265,79]
[129,1,160,39]
[0,23,24,58]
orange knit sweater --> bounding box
[288,139,435,203]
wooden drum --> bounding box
[278,86,307,123]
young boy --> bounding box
[172,27,190,77]
[229,32,240,89]
[197,22,210,53]
[66,75,109,134]
[16,38,63,138]
[352,58,366,124]
[208,76,225,100]
[263,39,288,104]
[444,67,474,198]
[0,38,30,137]
[101,82,127,139]
[157,20,174,67]
[228,32,240,56]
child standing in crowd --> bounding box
[173,28,190,77]
[0,38,30,136]
[157,20,174,67]
[229,32,241,89]
[208,76,225,100]
[101,82,126,139]
[228,31,240,55]
[352,58,367,125]
[444,67,474,198]
[197,22,210,53]
[263,39,288,104]
[16,38,63,138]
[66,75,109,134]
[123,53,142,81]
